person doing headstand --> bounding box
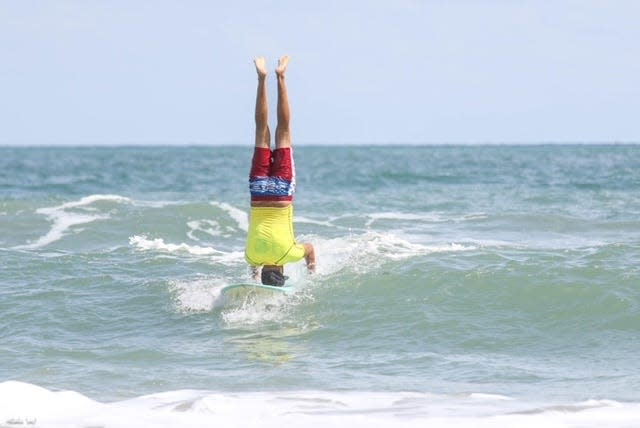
[245,56,316,286]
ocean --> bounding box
[1,144,639,427]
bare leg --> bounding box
[254,57,270,149]
[275,56,291,149]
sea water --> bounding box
[1,145,639,427]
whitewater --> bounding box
[1,145,639,427]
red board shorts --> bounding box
[249,147,296,202]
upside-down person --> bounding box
[244,56,316,286]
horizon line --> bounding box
[1,141,639,148]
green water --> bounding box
[1,145,639,409]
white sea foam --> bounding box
[186,219,224,240]
[295,215,338,227]
[16,194,132,249]
[129,199,184,208]
[210,201,249,232]
[129,235,246,266]
[129,235,222,256]
[55,194,132,210]
[168,275,311,328]
[366,211,488,227]
[220,293,293,325]
[310,231,475,276]
[1,381,639,428]
[129,234,223,258]
[169,277,226,313]
[0,381,101,427]
[366,212,446,226]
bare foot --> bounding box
[254,57,267,78]
[276,55,289,77]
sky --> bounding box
[1,0,639,145]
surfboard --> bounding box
[220,283,295,298]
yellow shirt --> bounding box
[245,205,306,266]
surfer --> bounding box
[245,56,316,286]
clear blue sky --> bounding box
[1,1,639,145]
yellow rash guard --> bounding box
[245,205,306,266]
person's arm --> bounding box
[249,265,260,281]
[303,243,316,273]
